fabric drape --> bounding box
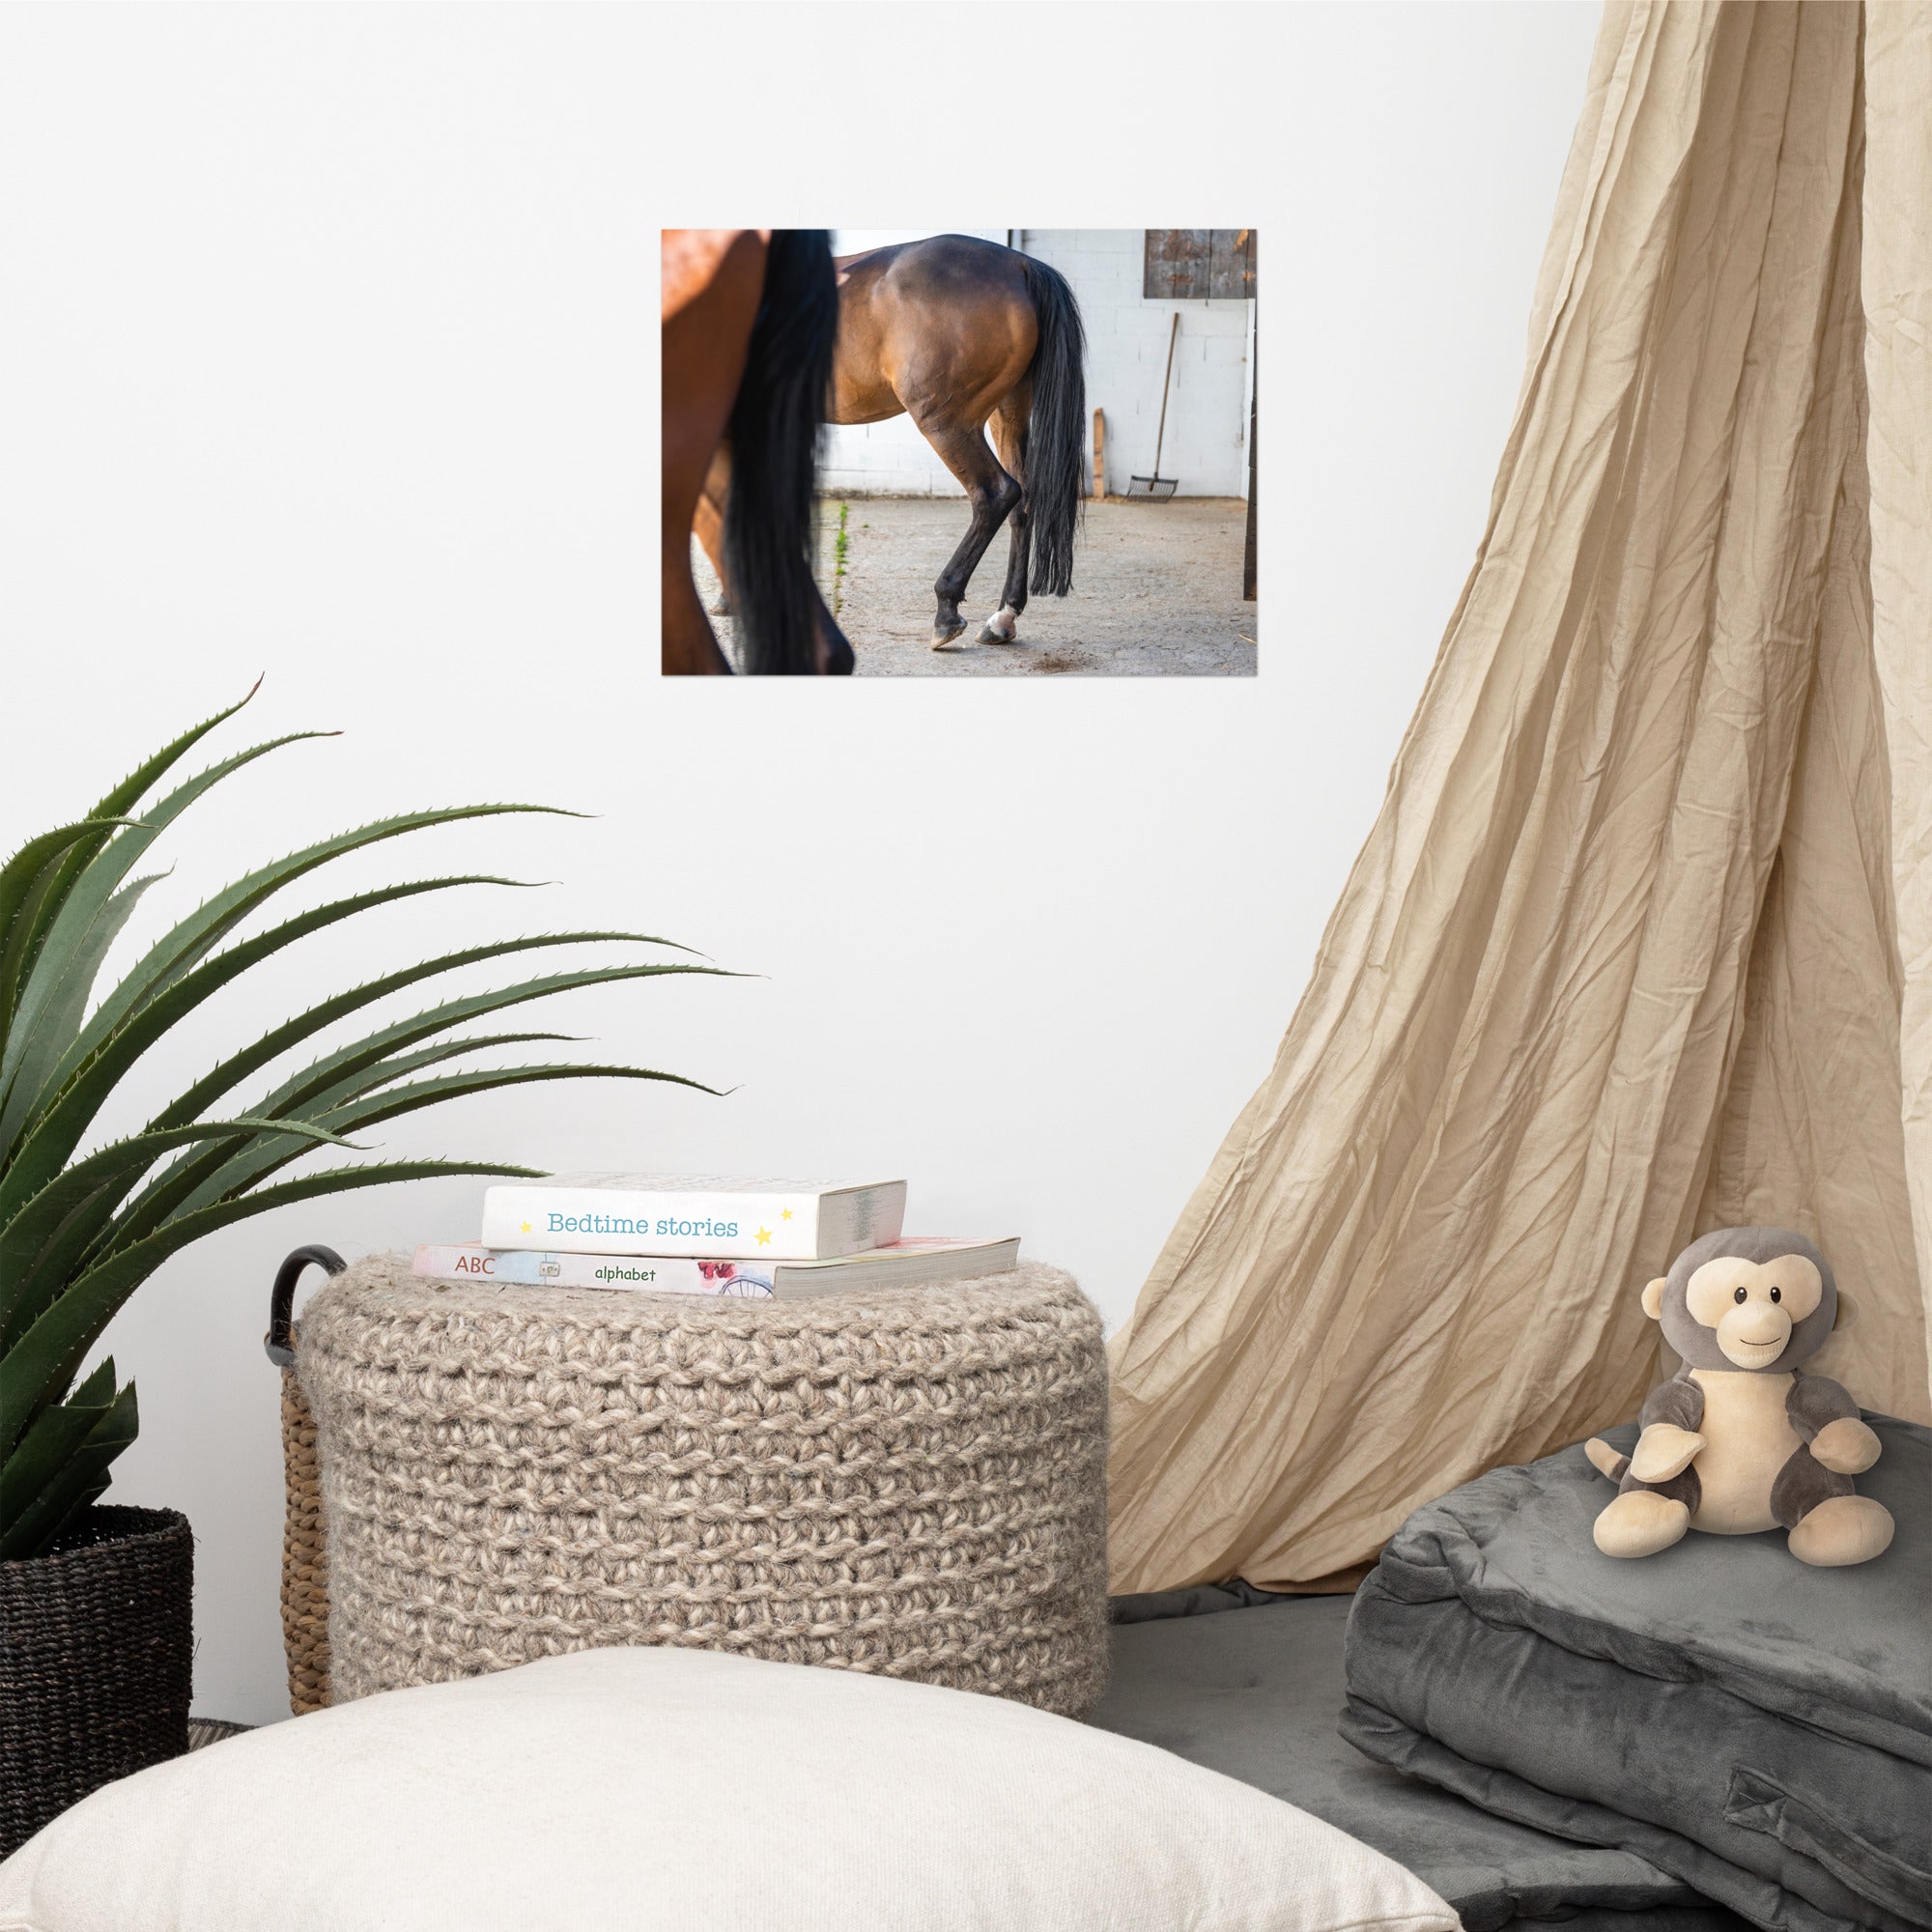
[1861,3,1932,1414]
[1108,0,1932,1597]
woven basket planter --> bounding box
[0,1505,192,1859]
[293,1252,1111,1717]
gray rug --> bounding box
[187,1718,250,1750]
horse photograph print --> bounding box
[662,228,1257,678]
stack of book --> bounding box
[413,1176,1020,1300]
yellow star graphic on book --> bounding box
[520,1221,531,1235]
[781,1208,793,1221]
[755,1226,773,1247]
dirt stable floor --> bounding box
[691,496,1257,677]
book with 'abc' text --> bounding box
[412,1236,1018,1299]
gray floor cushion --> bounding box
[1094,1587,1753,1932]
[1341,1417,1931,1932]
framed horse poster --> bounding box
[664,228,1258,678]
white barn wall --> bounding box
[817,415,960,497]
[0,3,1601,1726]
[1018,229,1253,499]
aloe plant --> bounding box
[0,689,724,1561]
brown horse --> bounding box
[661,229,851,675]
[699,234,1087,652]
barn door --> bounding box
[1143,229,1256,301]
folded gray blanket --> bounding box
[1096,1587,1753,1932]
[1342,1417,1931,1932]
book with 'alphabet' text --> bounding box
[412,1235,1019,1299]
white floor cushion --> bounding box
[0,1645,1459,1932]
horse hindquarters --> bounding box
[836,234,1085,650]
[661,231,765,674]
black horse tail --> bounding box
[724,230,840,675]
[1018,256,1087,597]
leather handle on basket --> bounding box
[266,1245,347,1368]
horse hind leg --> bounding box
[920,415,1021,648]
[979,390,1032,645]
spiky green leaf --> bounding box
[0,728,337,1146]
[0,683,264,1034]
[2,1160,541,1450]
[0,871,165,1150]
[0,820,142,988]
[0,1378,138,1559]
[2,910,679,1230]
[0,1357,119,1544]
[148,935,702,1134]
[0,1115,358,1344]
[99,1031,579,1260]
[156,1062,713,1225]
[96,1036,587,1260]
[61,803,586,1097]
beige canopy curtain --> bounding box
[1108,0,1932,1598]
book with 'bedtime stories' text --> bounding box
[477,1175,907,1260]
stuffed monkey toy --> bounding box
[1587,1227,1894,1567]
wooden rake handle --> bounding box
[1152,312,1180,476]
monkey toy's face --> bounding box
[1640,1226,1837,1374]
[1679,1252,1822,1368]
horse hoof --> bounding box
[931,623,967,650]
[979,607,1021,644]
[975,623,1012,646]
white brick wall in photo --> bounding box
[821,229,1254,500]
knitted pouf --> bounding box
[298,1254,1110,1717]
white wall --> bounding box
[1020,229,1254,498]
[0,2,1600,1726]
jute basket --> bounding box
[266,1246,345,1718]
[290,1250,1110,1717]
